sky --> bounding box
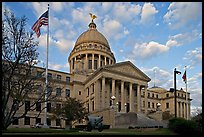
[2,2,202,116]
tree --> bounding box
[51,97,88,127]
[2,9,55,130]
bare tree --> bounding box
[2,9,55,130]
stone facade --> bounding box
[8,20,192,129]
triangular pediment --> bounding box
[104,61,151,82]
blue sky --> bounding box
[2,2,202,116]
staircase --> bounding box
[115,112,167,128]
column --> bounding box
[95,81,100,110]
[85,54,88,71]
[92,53,94,70]
[70,60,72,73]
[115,81,119,110]
[105,56,107,65]
[109,58,111,65]
[88,86,91,112]
[137,84,141,113]
[129,82,134,112]
[144,86,148,114]
[98,54,101,68]
[112,79,115,97]
[102,77,105,109]
[121,81,125,112]
[183,102,186,119]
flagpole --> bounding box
[44,4,49,128]
[185,66,188,120]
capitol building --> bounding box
[9,18,191,129]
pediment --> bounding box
[104,61,151,82]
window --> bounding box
[79,91,81,95]
[57,75,61,80]
[166,93,169,98]
[47,118,51,126]
[24,117,30,125]
[143,101,145,107]
[36,102,41,111]
[156,94,159,98]
[152,93,154,98]
[56,119,61,126]
[94,60,97,69]
[88,60,92,69]
[56,88,61,96]
[66,89,70,97]
[47,103,51,112]
[148,102,150,108]
[66,76,70,82]
[93,84,94,93]
[152,102,155,108]
[36,118,41,124]
[12,117,19,125]
[48,73,52,79]
[72,59,75,69]
[87,88,89,96]
[166,103,169,108]
[25,101,30,111]
[178,93,180,97]
[92,100,94,111]
[148,93,150,98]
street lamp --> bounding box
[124,103,127,113]
[116,102,119,112]
[111,96,116,109]
[174,68,181,118]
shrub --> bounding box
[168,118,202,135]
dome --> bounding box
[148,86,167,93]
[74,22,110,48]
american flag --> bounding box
[32,10,48,38]
[182,70,186,83]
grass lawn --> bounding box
[2,128,177,135]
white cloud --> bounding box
[50,2,64,12]
[140,2,158,24]
[112,2,141,23]
[142,66,173,88]
[131,41,169,59]
[102,19,124,40]
[164,2,202,29]
[183,47,202,66]
[32,2,49,17]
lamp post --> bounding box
[174,68,181,118]
[116,102,119,112]
[111,96,116,109]
[124,103,127,113]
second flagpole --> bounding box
[43,3,49,128]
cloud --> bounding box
[140,2,158,24]
[164,2,202,29]
[102,19,124,40]
[142,66,173,88]
[183,47,202,67]
[130,41,169,59]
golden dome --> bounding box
[74,22,110,48]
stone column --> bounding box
[121,81,125,112]
[105,56,107,66]
[112,79,115,98]
[88,86,91,112]
[70,60,72,73]
[183,102,186,119]
[137,84,141,113]
[115,81,119,108]
[109,58,111,65]
[92,53,94,70]
[95,81,100,110]
[129,82,134,112]
[144,86,148,114]
[102,77,105,109]
[85,54,88,71]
